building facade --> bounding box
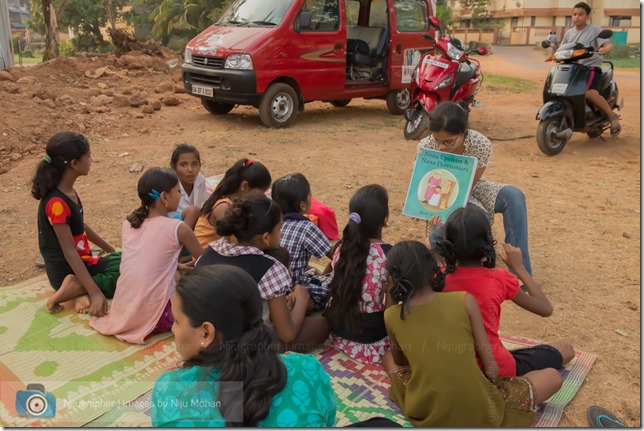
[450,0,640,45]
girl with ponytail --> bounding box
[324,184,393,366]
[434,207,575,380]
[32,131,120,317]
[384,240,559,427]
[194,158,271,248]
[90,168,204,344]
[151,265,337,427]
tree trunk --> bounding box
[42,0,60,61]
[106,0,117,33]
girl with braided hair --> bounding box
[435,207,575,378]
[151,264,337,427]
[90,167,203,343]
[32,131,121,316]
[384,240,560,427]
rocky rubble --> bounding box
[0,51,190,174]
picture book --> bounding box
[402,148,478,221]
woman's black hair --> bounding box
[325,184,389,332]
[200,158,271,217]
[177,265,286,427]
[271,173,311,214]
[386,241,446,320]
[215,192,282,244]
[170,143,201,168]
[31,131,90,200]
[126,167,179,229]
[434,206,496,274]
[428,101,469,135]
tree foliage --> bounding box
[132,0,234,43]
[436,0,454,34]
[460,0,490,27]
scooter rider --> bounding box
[561,2,621,136]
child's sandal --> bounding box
[609,114,621,137]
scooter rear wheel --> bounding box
[536,117,571,156]
[403,110,429,140]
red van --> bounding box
[182,0,436,127]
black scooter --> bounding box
[536,29,623,156]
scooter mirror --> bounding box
[429,16,441,29]
[541,40,551,49]
[597,29,613,39]
[477,47,488,55]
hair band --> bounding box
[43,154,52,164]
[148,189,161,200]
[244,159,254,167]
[348,212,361,224]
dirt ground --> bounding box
[0,46,640,426]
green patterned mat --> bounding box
[0,276,179,427]
[0,276,596,427]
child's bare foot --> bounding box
[74,295,91,314]
[46,297,64,313]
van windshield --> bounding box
[218,0,294,26]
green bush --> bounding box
[605,45,630,59]
[167,35,190,52]
[60,40,77,57]
[22,49,34,58]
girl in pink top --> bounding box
[90,168,203,344]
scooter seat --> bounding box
[454,62,477,89]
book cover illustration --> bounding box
[402,148,478,221]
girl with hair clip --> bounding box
[419,101,535,276]
[151,265,337,427]
[196,192,329,352]
[32,131,120,317]
[324,184,393,366]
[271,173,334,312]
[435,206,575,378]
[90,167,204,344]
[168,144,212,230]
[194,158,271,248]
[384,240,561,427]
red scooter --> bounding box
[403,17,488,140]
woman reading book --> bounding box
[417,102,534,276]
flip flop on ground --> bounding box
[587,405,627,428]
[609,114,621,137]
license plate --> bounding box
[192,84,214,97]
[425,58,449,69]
[551,83,568,94]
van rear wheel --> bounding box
[201,100,234,115]
[259,83,299,128]
[386,89,411,115]
[330,99,351,107]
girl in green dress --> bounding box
[384,241,561,427]
[151,264,337,427]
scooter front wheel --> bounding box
[536,117,571,156]
[404,110,429,140]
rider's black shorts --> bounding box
[586,66,602,91]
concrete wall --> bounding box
[0,0,14,69]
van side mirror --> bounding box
[597,29,613,39]
[299,11,312,30]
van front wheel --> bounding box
[202,100,234,115]
[259,83,299,128]
[386,89,410,115]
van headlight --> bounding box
[184,48,193,64]
[224,54,253,70]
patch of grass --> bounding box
[484,73,536,92]
[605,57,640,69]
[13,53,43,65]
